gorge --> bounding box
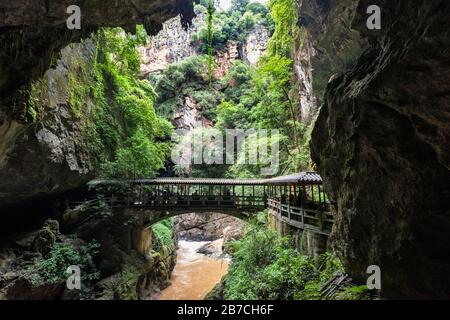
[0,0,449,300]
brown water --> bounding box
[156,240,229,300]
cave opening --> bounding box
[0,0,449,301]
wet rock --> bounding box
[175,213,245,242]
[139,10,205,77]
[205,276,226,300]
[5,278,65,300]
[241,24,269,66]
[310,0,450,299]
[196,239,224,258]
[62,205,91,227]
[31,219,60,257]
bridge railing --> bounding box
[107,194,267,210]
[267,198,334,235]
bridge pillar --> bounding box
[268,212,290,236]
[124,209,153,255]
[269,210,328,258]
[131,226,152,255]
[295,229,328,259]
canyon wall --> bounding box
[139,12,205,78]
[309,0,450,298]
[0,0,195,211]
[140,9,269,78]
[142,7,269,135]
[294,0,365,123]
[0,40,98,210]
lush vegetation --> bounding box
[219,0,313,176]
[223,212,373,300]
[23,240,100,287]
[150,0,314,178]
[88,27,173,178]
[152,218,175,251]
[192,0,271,54]
[150,55,224,120]
[23,26,171,179]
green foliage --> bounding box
[24,83,40,122]
[23,26,172,179]
[223,214,346,300]
[23,240,100,286]
[23,27,169,179]
[84,27,172,178]
[216,100,249,130]
[152,55,224,121]
[97,252,147,300]
[334,285,373,300]
[267,0,298,56]
[152,218,174,251]
[215,0,315,177]
[102,128,170,178]
[192,2,271,54]
[152,0,314,179]
[206,0,214,86]
[171,127,229,177]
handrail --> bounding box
[267,198,333,236]
[105,194,267,210]
[67,194,334,236]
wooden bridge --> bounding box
[87,172,334,235]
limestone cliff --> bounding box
[294,0,365,123]
[0,0,196,212]
[142,8,269,135]
[0,40,98,210]
[140,10,269,78]
[240,24,270,65]
[139,12,206,78]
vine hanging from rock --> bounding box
[207,0,214,87]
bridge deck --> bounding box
[80,172,334,236]
[108,195,266,212]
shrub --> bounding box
[152,219,174,251]
[23,240,100,286]
[223,213,347,300]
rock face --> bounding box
[0,205,177,300]
[0,0,195,210]
[175,213,245,242]
[0,0,195,105]
[292,31,317,124]
[139,10,268,79]
[294,0,365,123]
[0,40,97,209]
[240,24,270,65]
[173,96,214,131]
[310,0,450,299]
[139,12,205,78]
